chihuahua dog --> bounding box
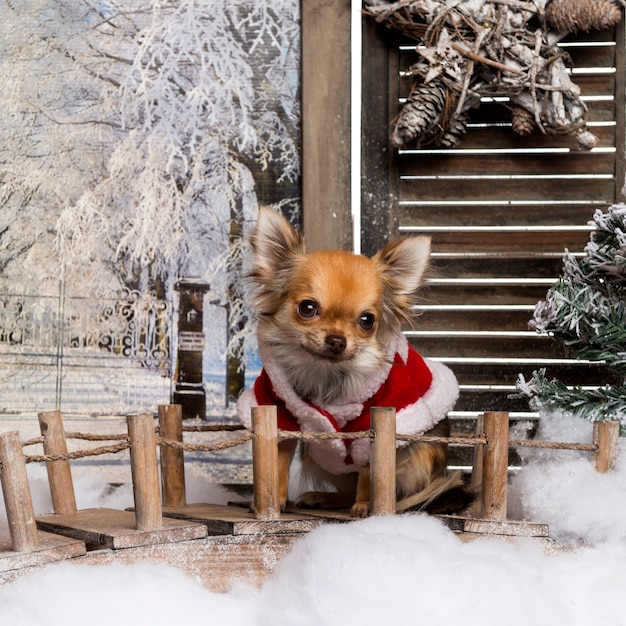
[238,207,467,517]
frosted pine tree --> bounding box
[517,204,626,431]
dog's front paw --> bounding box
[350,501,370,518]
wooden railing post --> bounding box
[593,420,620,473]
[481,411,509,521]
[127,413,162,531]
[370,407,396,516]
[251,406,280,520]
[38,410,77,515]
[469,413,484,517]
[158,404,186,507]
[0,431,39,552]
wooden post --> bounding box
[593,420,620,473]
[481,411,509,521]
[127,413,162,531]
[301,0,353,252]
[0,431,39,552]
[251,406,280,520]
[158,404,186,507]
[469,413,484,518]
[370,407,396,516]
[38,410,77,515]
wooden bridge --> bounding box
[0,406,620,591]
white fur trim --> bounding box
[237,334,459,474]
[395,358,459,446]
[237,388,256,429]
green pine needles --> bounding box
[517,204,626,431]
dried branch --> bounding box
[364,0,617,149]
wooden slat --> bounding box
[162,503,324,536]
[408,334,562,359]
[444,361,617,387]
[364,18,625,413]
[430,256,566,279]
[453,390,530,414]
[419,284,554,306]
[397,126,615,150]
[399,151,616,177]
[35,508,208,550]
[400,203,606,228]
[399,177,614,203]
[414,309,534,332]
[0,532,86,574]
[422,230,591,254]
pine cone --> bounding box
[511,105,535,136]
[390,79,446,147]
[439,112,469,148]
[575,128,598,150]
[545,0,622,33]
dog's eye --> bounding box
[297,299,319,319]
[358,312,376,331]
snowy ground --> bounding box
[2,412,626,625]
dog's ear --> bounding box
[373,236,431,326]
[249,207,305,312]
[250,206,305,270]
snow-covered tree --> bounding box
[1,0,300,389]
[517,204,626,432]
[0,1,123,293]
[1,0,300,296]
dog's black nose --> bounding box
[325,334,346,354]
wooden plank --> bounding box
[399,152,616,177]
[361,18,397,256]
[399,177,614,203]
[162,503,325,536]
[35,508,208,550]
[413,309,536,332]
[419,284,558,306]
[429,256,565,278]
[454,391,534,414]
[53,533,303,593]
[613,18,626,199]
[423,230,591,254]
[396,125,615,150]
[399,203,606,228]
[408,335,565,359]
[301,0,352,251]
[443,362,615,386]
[0,531,86,574]
[461,518,550,538]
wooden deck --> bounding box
[0,503,552,591]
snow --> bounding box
[2,412,626,625]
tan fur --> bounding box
[250,207,468,517]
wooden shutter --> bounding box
[362,21,625,462]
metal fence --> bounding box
[0,289,173,415]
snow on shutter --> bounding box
[384,24,626,457]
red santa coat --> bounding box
[237,333,459,475]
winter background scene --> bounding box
[2,1,626,624]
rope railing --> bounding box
[0,404,620,558]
